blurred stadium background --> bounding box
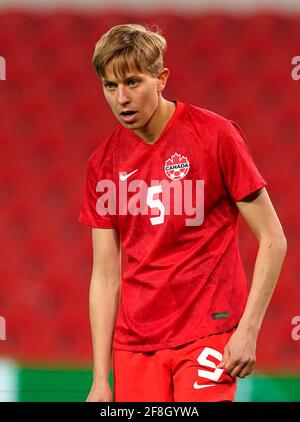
[0,0,300,402]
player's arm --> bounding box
[218,187,287,378]
[86,227,121,402]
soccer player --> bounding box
[79,24,287,402]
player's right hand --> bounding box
[85,381,113,402]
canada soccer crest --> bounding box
[164,152,190,180]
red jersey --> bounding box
[79,100,267,352]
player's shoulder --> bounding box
[184,102,238,132]
[185,103,245,140]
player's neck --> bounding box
[133,97,176,144]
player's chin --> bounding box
[120,118,142,130]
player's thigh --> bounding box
[113,348,173,402]
[173,329,237,402]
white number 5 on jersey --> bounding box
[146,185,165,225]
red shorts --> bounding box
[113,328,237,402]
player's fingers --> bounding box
[217,347,230,368]
[228,363,245,378]
[238,361,254,378]
[229,365,243,378]
[223,354,239,373]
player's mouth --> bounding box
[120,110,138,122]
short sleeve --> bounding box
[78,147,116,229]
[217,120,267,202]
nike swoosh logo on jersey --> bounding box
[193,382,216,390]
[119,169,139,181]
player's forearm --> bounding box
[89,277,120,383]
[238,233,287,334]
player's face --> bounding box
[101,61,168,130]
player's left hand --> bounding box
[217,326,258,378]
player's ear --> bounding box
[156,67,170,93]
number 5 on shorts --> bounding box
[196,347,224,382]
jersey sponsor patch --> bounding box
[211,311,229,320]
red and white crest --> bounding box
[164,152,190,180]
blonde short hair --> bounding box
[92,23,167,80]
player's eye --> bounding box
[128,79,138,87]
[104,82,117,90]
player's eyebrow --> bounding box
[103,74,142,83]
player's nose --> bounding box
[117,85,130,105]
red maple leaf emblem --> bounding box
[165,153,188,167]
